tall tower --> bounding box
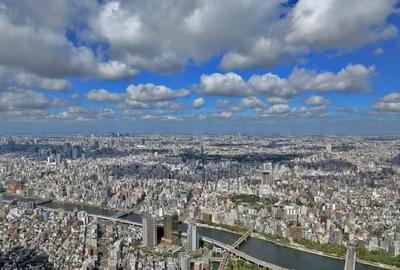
[262,162,273,186]
[187,220,199,252]
[326,143,332,154]
[142,214,157,247]
[163,215,173,242]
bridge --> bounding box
[39,206,143,226]
[218,230,252,270]
[2,195,291,269]
[232,230,251,248]
[202,236,292,270]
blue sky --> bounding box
[0,0,399,134]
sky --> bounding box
[0,0,400,135]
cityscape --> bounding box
[1,0,400,269]
[0,134,399,269]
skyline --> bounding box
[1,0,400,134]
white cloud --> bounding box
[248,73,294,97]
[288,64,375,92]
[200,64,374,97]
[200,72,249,96]
[0,67,70,91]
[233,97,265,111]
[374,47,385,56]
[372,92,400,113]
[87,89,123,102]
[286,0,398,49]
[216,111,233,118]
[90,0,287,72]
[50,106,115,122]
[265,104,290,115]
[304,95,330,106]
[126,83,189,102]
[0,89,50,112]
[192,97,205,108]
[15,72,70,91]
[96,61,138,81]
[0,0,397,81]
[0,3,136,81]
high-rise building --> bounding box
[142,214,157,247]
[179,253,191,270]
[262,162,273,186]
[187,220,199,252]
[72,145,80,159]
[326,143,332,154]
[163,214,178,243]
[163,215,173,243]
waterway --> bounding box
[1,193,384,270]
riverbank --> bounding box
[3,193,398,269]
[251,230,397,270]
[197,219,398,270]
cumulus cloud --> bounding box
[265,104,291,115]
[289,64,375,92]
[126,83,189,102]
[200,64,374,97]
[0,89,50,112]
[258,103,328,117]
[96,61,138,81]
[14,72,70,91]
[0,0,397,80]
[286,0,398,49]
[200,73,249,96]
[50,106,115,122]
[304,95,330,106]
[87,89,123,102]
[232,97,265,111]
[192,97,205,108]
[89,0,287,72]
[87,0,398,72]
[220,37,305,70]
[0,67,70,91]
[248,73,295,97]
[0,3,136,80]
[372,92,400,113]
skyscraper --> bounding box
[163,214,178,243]
[326,143,332,154]
[179,252,191,270]
[262,162,273,186]
[142,214,157,247]
[187,220,199,252]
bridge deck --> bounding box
[232,230,252,248]
[202,236,292,270]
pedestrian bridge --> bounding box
[231,230,252,248]
[202,236,292,270]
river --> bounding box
[1,194,384,270]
